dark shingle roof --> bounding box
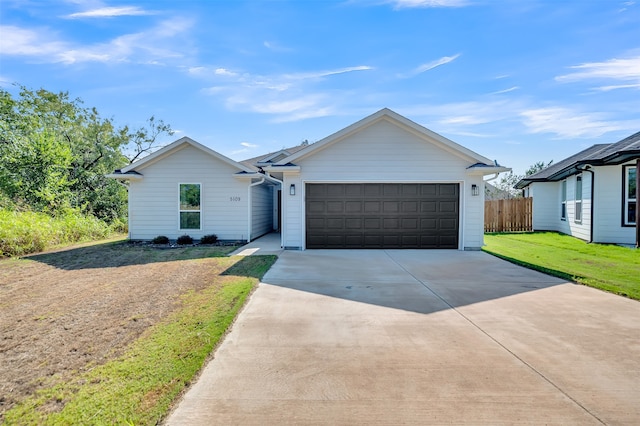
[239,143,310,169]
[515,131,640,189]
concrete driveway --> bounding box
[166,250,640,425]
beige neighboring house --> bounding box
[109,108,510,250]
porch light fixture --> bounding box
[289,184,296,196]
[471,184,479,196]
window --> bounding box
[624,166,637,225]
[180,183,201,229]
[561,180,567,221]
[575,175,582,223]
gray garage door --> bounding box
[306,183,459,249]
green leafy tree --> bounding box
[0,85,173,220]
[487,160,554,199]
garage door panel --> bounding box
[439,184,458,196]
[440,218,458,230]
[439,201,458,213]
[345,218,362,229]
[306,183,458,249]
[364,184,382,196]
[383,218,399,229]
[364,218,381,229]
[402,201,418,212]
[383,201,399,213]
[421,185,437,196]
[421,201,437,212]
[326,201,344,213]
[364,201,380,213]
[308,218,325,229]
[307,201,325,214]
[345,201,362,213]
[326,218,344,229]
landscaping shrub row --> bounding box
[151,234,218,245]
[0,209,122,257]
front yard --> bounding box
[483,232,640,300]
[0,239,276,424]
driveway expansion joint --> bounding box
[381,249,606,425]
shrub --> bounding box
[151,235,170,245]
[0,209,113,257]
[200,234,218,244]
[176,234,193,245]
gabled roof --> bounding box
[240,144,309,169]
[273,108,497,168]
[119,136,255,175]
[515,131,640,189]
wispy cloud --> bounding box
[520,106,640,138]
[555,55,640,90]
[490,86,519,95]
[384,0,470,9]
[0,18,193,64]
[263,41,293,53]
[400,54,460,78]
[194,65,372,122]
[241,142,258,148]
[66,6,155,19]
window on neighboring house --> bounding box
[180,183,201,229]
[561,180,567,221]
[624,166,636,225]
[575,175,582,223]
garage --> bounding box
[305,183,459,249]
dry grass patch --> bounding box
[0,239,276,424]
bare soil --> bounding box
[0,239,237,417]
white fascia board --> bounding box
[263,165,301,173]
[105,173,143,181]
[466,166,512,176]
[121,137,254,174]
[276,108,494,166]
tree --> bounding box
[0,85,173,220]
[487,160,554,199]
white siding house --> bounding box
[517,131,640,246]
[109,109,511,249]
[264,109,509,250]
[109,137,279,242]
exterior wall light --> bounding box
[289,184,296,196]
[471,184,479,196]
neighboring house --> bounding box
[515,131,640,245]
[109,108,510,249]
[484,182,514,200]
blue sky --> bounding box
[1,0,639,175]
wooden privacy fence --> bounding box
[485,197,533,232]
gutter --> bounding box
[247,178,265,243]
[577,165,595,243]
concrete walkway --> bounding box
[166,250,640,425]
[229,232,283,256]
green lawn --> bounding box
[483,232,640,300]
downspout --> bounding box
[483,172,499,182]
[265,171,285,249]
[577,165,595,243]
[247,178,265,243]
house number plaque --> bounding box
[229,196,241,202]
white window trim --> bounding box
[575,174,582,224]
[624,166,636,226]
[179,182,202,231]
